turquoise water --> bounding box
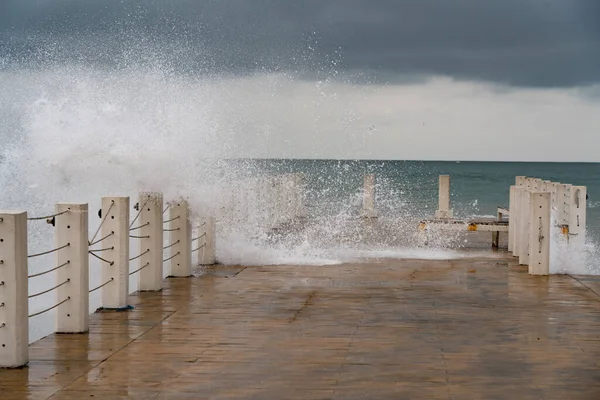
[240,159,599,221]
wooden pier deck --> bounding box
[3,256,600,399]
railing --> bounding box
[0,194,218,368]
[508,177,587,276]
[0,173,305,368]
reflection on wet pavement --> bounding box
[2,259,600,399]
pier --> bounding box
[1,173,599,399]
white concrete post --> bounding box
[0,211,28,368]
[508,186,516,252]
[529,192,551,276]
[362,174,377,218]
[55,203,89,333]
[515,176,527,186]
[100,197,130,310]
[168,200,192,277]
[548,182,560,219]
[569,186,587,246]
[557,184,572,232]
[200,217,216,265]
[518,187,532,265]
[137,192,163,291]
[513,187,525,257]
[435,175,453,219]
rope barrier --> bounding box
[129,222,150,231]
[129,249,150,262]
[89,231,114,247]
[130,234,150,239]
[29,297,70,318]
[191,243,206,253]
[89,246,114,253]
[28,243,70,259]
[191,233,206,242]
[163,204,171,214]
[163,216,180,224]
[27,210,69,221]
[28,260,70,279]
[129,262,150,276]
[163,252,180,263]
[129,199,150,229]
[199,221,206,227]
[89,201,114,245]
[28,279,70,299]
[89,251,114,266]
[89,278,114,294]
[163,240,180,250]
[163,228,180,232]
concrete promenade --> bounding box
[2,255,600,399]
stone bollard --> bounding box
[0,211,29,368]
[168,200,192,277]
[136,192,164,291]
[55,203,89,333]
[528,192,551,275]
[434,175,453,219]
[99,197,130,310]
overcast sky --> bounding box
[1,1,600,161]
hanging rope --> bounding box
[129,222,150,231]
[89,251,114,266]
[163,216,180,224]
[89,231,114,247]
[89,201,114,245]
[163,252,180,263]
[191,233,206,242]
[28,279,70,299]
[129,262,150,276]
[163,228,180,232]
[89,246,114,253]
[28,260,70,279]
[129,249,150,262]
[163,204,171,214]
[89,278,114,294]
[28,243,70,259]
[29,297,70,318]
[129,198,150,229]
[191,243,206,253]
[163,240,180,250]
[27,210,69,221]
[130,234,150,239]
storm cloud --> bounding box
[1,0,600,87]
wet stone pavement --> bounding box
[2,256,600,399]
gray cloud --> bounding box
[1,0,599,87]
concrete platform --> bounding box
[2,256,600,399]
